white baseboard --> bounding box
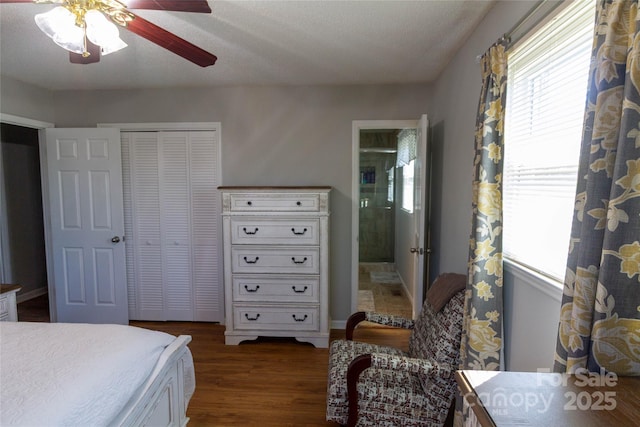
[331,320,347,329]
[17,287,48,304]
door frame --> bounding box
[0,113,55,311]
[351,119,419,315]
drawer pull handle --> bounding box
[291,257,308,264]
[245,313,260,321]
[292,314,308,322]
[244,285,260,293]
[292,285,308,293]
[296,201,302,206]
[247,201,253,206]
[243,227,259,235]
[243,256,260,264]
[291,227,307,235]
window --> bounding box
[503,0,596,281]
[401,160,414,212]
[387,167,394,203]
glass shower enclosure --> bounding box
[359,130,397,263]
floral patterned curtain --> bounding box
[461,39,507,372]
[454,39,508,426]
[554,0,640,376]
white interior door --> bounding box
[411,114,429,316]
[45,128,127,324]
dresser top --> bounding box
[1,284,22,294]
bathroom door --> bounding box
[410,114,429,316]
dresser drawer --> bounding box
[231,246,320,274]
[229,193,320,212]
[233,305,319,331]
[230,218,319,245]
[232,275,319,303]
[0,297,8,318]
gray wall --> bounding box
[49,84,432,322]
[0,76,56,123]
[428,0,562,371]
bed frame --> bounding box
[113,335,194,427]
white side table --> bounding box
[0,284,21,322]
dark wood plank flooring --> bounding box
[17,295,410,426]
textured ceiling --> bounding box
[0,1,495,91]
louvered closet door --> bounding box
[189,132,222,321]
[123,132,163,320]
[122,130,222,322]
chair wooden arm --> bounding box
[346,312,366,340]
[346,354,371,427]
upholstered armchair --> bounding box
[326,273,466,427]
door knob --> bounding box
[111,236,121,243]
[410,247,424,255]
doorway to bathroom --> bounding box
[352,116,430,320]
[357,130,411,317]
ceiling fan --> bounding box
[0,0,217,66]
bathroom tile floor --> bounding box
[358,262,412,319]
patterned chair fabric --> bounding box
[326,283,465,426]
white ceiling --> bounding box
[0,0,495,91]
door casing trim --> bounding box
[351,120,418,315]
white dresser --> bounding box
[220,187,331,348]
[0,284,21,322]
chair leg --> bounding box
[444,396,456,427]
[346,354,372,427]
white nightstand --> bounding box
[0,284,22,322]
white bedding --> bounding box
[0,322,192,426]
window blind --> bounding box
[503,0,595,281]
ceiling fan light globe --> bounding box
[85,10,127,55]
[34,6,73,38]
[99,37,127,55]
[35,7,85,54]
[52,29,85,54]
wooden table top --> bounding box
[456,370,640,427]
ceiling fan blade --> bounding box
[125,13,217,67]
[0,0,211,10]
[123,1,211,13]
[69,40,101,64]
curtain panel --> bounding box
[461,39,507,373]
[454,39,508,427]
[554,0,640,376]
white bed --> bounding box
[0,322,195,426]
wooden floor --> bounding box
[134,321,409,426]
[18,296,410,426]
